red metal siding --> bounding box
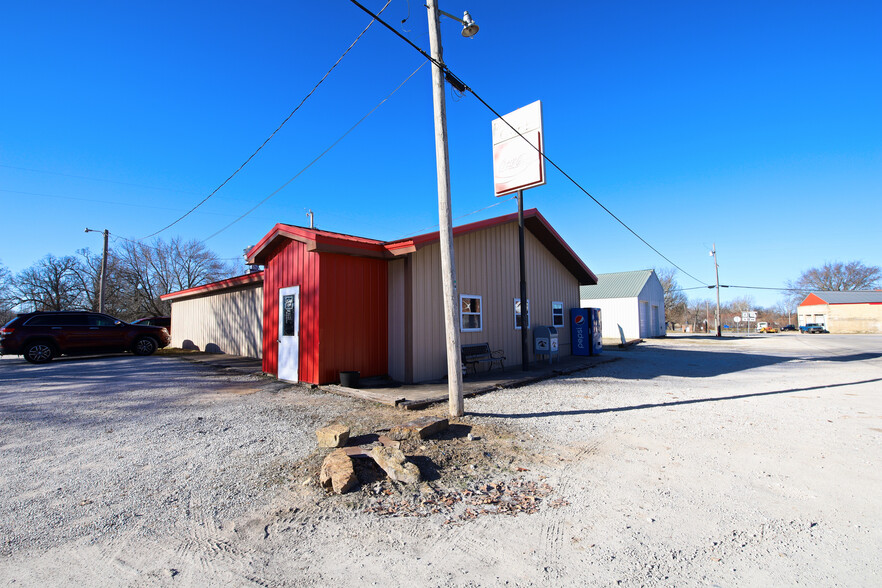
[262,240,322,383]
[318,253,388,384]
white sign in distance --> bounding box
[492,100,545,196]
[733,316,741,323]
[741,311,758,321]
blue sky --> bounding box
[2,1,880,308]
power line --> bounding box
[346,0,709,287]
[395,194,517,240]
[0,164,201,195]
[141,0,393,240]
[0,188,236,217]
[203,61,426,242]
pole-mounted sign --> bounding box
[492,100,545,196]
[492,100,545,371]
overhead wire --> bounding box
[140,0,393,240]
[203,61,427,242]
[348,0,710,287]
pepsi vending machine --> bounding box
[570,308,603,356]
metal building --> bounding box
[163,209,596,385]
[798,291,882,333]
[579,270,666,340]
[160,272,264,357]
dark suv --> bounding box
[0,311,171,364]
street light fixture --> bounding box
[436,9,479,37]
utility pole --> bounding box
[427,0,464,417]
[517,190,529,370]
[85,228,109,314]
[712,243,721,337]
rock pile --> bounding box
[316,417,449,494]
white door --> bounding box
[278,286,300,382]
[639,301,650,337]
[651,305,659,336]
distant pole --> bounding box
[100,229,108,314]
[712,243,721,337]
[518,190,529,371]
[85,227,109,314]
[427,0,464,417]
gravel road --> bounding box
[1,334,880,586]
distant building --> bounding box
[579,270,666,340]
[797,291,882,334]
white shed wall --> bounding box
[637,276,666,337]
[169,284,263,358]
[581,296,639,340]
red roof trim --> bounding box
[799,292,828,306]
[160,271,264,301]
[384,209,597,285]
[247,223,385,264]
[243,209,597,285]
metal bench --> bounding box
[460,343,506,374]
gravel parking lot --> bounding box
[1,334,880,586]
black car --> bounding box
[780,325,797,332]
[131,316,171,333]
[0,311,171,364]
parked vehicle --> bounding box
[756,322,769,333]
[799,323,828,334]
[760,325,779,333]
[780,325,797,332]
[131,316,171,333]
[0,311,171,364]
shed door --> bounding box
[651,305,659,336]
[639,301,650,337]
[278,286,300,382]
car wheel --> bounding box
[24,341,55,364]
[133,336,158,356]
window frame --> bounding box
[460,294,483,333]
[514,298,531,330]
[551,301,564,328]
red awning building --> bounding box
[163,209,597,385]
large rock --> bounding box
[370,446,421,484]
[387,417,448,441]
[319,449,358,494]
[316,424,350,448]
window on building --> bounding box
[551,301,564,327]
[514,298,530,330]
[460,295,482,332]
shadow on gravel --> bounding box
[0,355,241,428]
[592,346,882,380]
[468,377,882,419]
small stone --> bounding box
[388,417,448,441]
[467,433,474,441]
[370,446,421,484]
[301,477,312,486]
[316,424,350,448]
[319,449,358,494]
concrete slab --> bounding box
[322,354,618,410]
[164,350,619,410]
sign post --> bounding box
[492,101,545,372]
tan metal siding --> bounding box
[387,258,406,381]
[409,221,581,382]
[169,283,263,358]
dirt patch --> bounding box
[282,404,563,523]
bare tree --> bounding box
[794,261,882,292]
[14,255,87,311]
[117,237,237,318]
[75,247,129,317]
[0,261,15,324]
[655,267,687,329]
